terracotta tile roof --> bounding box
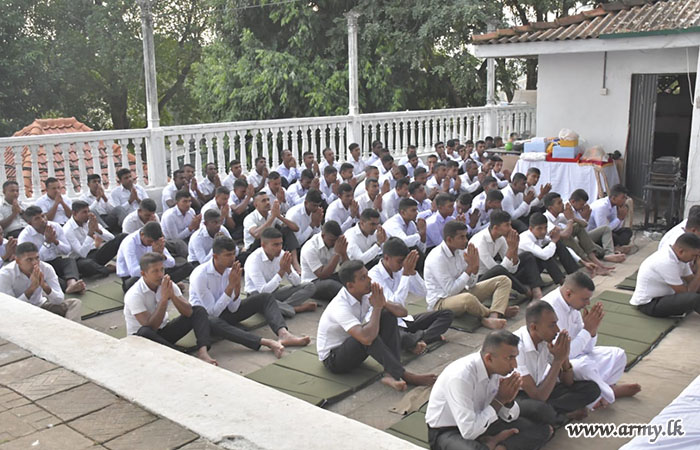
[473,0,700,45]
[3,118,148,198]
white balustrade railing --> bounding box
[0,104,535,201]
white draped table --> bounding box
[513,159,620,204]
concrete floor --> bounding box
[77,228,700,448]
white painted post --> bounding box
[345,10,362,147]
[484,21,498,138]
[685,46,700,214]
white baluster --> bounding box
[90,141,101,179]
[431,118,438,149]
[361,122,368,157]
[387,121,394,152]
[76,142,88,194]
[0,148,5,186]
[194,133,204,177]
[12,146,27,201]
[252,129,261,165]
[341,125,347,161]
[419,120,426,153]
[467,115,474,142]
[331,125,338,156]
[302,126,310,161]
[107,141,117,189]
[29,145,42,199]
[237,131,247,171]
[215,132,225,173]
[203,133,213,167]
[223,132,233,169]
[402,120,408,153]
[135,139,146,187]
[46,144,56,178]
[118,139,129,172]
[290,127,298,163]
[61,143,75,197]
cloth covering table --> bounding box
[513,159,620,203]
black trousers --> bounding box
[479,252,542,294]
[6,228,22,239]
[534,241,580,285]
[517,381,601,426]
[638,292,700,318]
[400,310,454,350]
[76,233,127,278]
[311,277,343,302]
[210,292,287,350]
[136,305,211,351]
[231,205,255,243]
[323,310,405,380]
[364,255,382,270]
[47,257,80,291]
[428,417,551,450]
[612,227,633,246]
[510,218,529,233]
[121,263,194,292]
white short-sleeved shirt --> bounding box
[316,287,371,360]
[242,209,282,249]
[300,233,336,283]
[658,219,687,251]
[0,198,29,232]
[630,245,693,306]
[122,210,160,234]
[124,277,182,335]
[35,194,72,225]
[514,325,553,386]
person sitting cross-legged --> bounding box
[122,198,159,234]
[299,221,345,303]
[424,220,517,330]
[514,301,601,426]
[35,177,72,226]
[325,183,360,232]
[589,184,633,248]
[0,180,29,239]
[123,252,217,365]
[201,186,237,236]
[244,227,317,318]
[317,260,438,391]
[425,330,552,450]
[117,221,194,292]
[187,209,232,266]
[631,232,700,318]
[63,200,127,278]
[110,168,148,222]
[567,189,621,261]
[189,236,310,359]
[383,198,427,272]
[369,238,453,355]
[545,272,641,409]
[0,242,82,322]
[161,189,202,259]
[345,208,386,269]
[518,213,579,286]
[81,174,121,233]
[658,205,700,251]
[18,206,85,294]
[286,188,324,247]
[500,173,536,233]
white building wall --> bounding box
[536,48,698,155]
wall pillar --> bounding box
[686,45,700,215]
[345,11,362,147]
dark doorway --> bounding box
[653,74,694,162]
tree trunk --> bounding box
[525,58,538,90]
[109,89,129,129]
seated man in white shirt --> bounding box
[469,176,498,211]
[262,171,290,214]
[413,165,429,186]
[514,301,601,425]
[124,252,217,365]
[19,206,85,294]
[117,221,193,292]
[286,188,324,247]
[408,181,433,220]
[81,174,120,233]
[434,141,454,163]
[545,272,640,409]
[201,186,236,236]
[402,150,427,179]
[320,165,339,205]
[0,225,17,268]
[346,209,386,269]
[247,156,269,193]
[161,169,190,211]
[63,201,126,278]
[425,193,456,250]
[325,183,360,232]
[229,179,256,242]
[317,260,437,391]
[381,177,410,220]
[375,153,395,177]
[356,177,383,216]
[192,162,221,205]
[0,180,29,239]
[354,165,381,198]
[631,232,700,318]
[35,177,72,226]
[363,139,383,166]
[319,147,342,173]
[471,139,487,165]
[458,160,482,195]
[0,242,82,322]
[161,190,202,258]
[468,189,502,236]
[182,163,203,212]
[472,210,544,300]
[222,159,246,191]
[383,198,427,273]
[489,156,509,189]
[425,220,515,330]
[244,227,317,318]
[287,168,315,206]
[300,221,345,302]
[110,166,148,218]
[589,184,633,247]
[369,238,453,354]
[301,150,321,177]
[338,163,357,188]
[276,149,299,188]
[501,173,535,233]
[122,198,159,234]
[189,236,309,358]
[378,162,407,193]
[523,167,551,214]
[426,330,552,450]
[347,143,367,179]
[567,189,618,259]
[519,213,579,286]
[188,209,232,266]
[658,205,700,250]
[426,163,454,199]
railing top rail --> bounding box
[355,104,533,121]
[0,129,150,147]
[160,115,352,135]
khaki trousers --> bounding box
[435,275,511,318]
[41,298,82,322]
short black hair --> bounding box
[337,183,353,196]
[322,220,342,237]
[365,177,378,188]
[564,271,596,292]
[675,232,700,250]
[45,177,59,187]
[229,159,241,167]
[71,200,90,214]
[141,221,163,240]
[481,176,497,188]
[526,167,540,176]
[360,208,380,221]
[338,260,365,286]
[140,198,157,212]
[215,186,231,196]
[489,210,511,228]
[543,192,562,209]
[261,227,283,241]
[408,181,423,195]
[383,237,409,258]
[88,174,101,183]
[212,236,236,254]
[435,193,454,208]
[322,147,334,157]
[173,169,185,179]
[175,189,192,201]
[458,192,472,206]
[305,188,323,204]
[2,180,18,191]
[267,171,281,181]
[688,205,700,220]
[139,252,165,271]
[255,156,266,164]
[414,167,428,178]
[381,153,394,163]
[529,212,547,227]
[348,143,360,151]
[481,330,520,356]
[203,209,221,222]
[610,184,629,197]
[340,162,354,173]
[233,179,248,189]
[396,165,408,177]
[117,168,132,180]
[300,169,315,180]
[323,165,338,176]
[525,300,555,325]
[396,177,410,190]
[398,198,417,212]
[443,220,468,239]
[446,139,456,147]
[16,242,39,258]
[570,189,589,203]
[687,214,700,230]
[512,173,527,184]
[486,190,503,203]
[23,206,43,221]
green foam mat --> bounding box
[79,292,124,320]
[245,364,352,403]
[386,429,429,449]
[387,411,429,448]
[615,270,638,291]
[274,348,382,388]
[401,340,445,365]
[595,290,636,305]
[276,388,326,406]
[87,281,126,303]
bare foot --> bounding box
[612,383,641,398]
[594,266,612,277]
[482,317,506,330]
[504,306,520,318]
[65,280,86,294]
[591,398,610,410]
[615,245,633,255]
[294,302,318,313]
[403,371,438,386]
[566,408,588,420]
[381,375,407,391]
[480,428,519,450]
[531,287,543,300]
[261,338,285,358]
[278,329,311,347]
[604,253,626,263]
[411,341,428,355]
[197,347,218,366]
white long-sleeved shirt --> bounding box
[79,191,114,216]
[161,206,197,241]
[300,233,337,283]
[458,173,481,194]
[319,177,338,204]
[544,288,596,359]
[122,210,160,234]
[348,157,367,176]
[356,192,378,217]
[413,197,434,220]
[426,353,520,440]
[62,217,115,259]
[344,225,381,264]
[470,228,519,276]
[368,262,426,327]
[286,203,320,246]
[425,212,454,248]
[188,259,242,317]
[325,199,357,232]
[0,261,63,306]
[589,197,622,231]
[187,225,232,264]
[518,229,556,261]
[243,247,301,293]
[116,230,175,278]
[381,189,402,220]
[286,182,308,206]
[276,164,300,184]
[424,241,478,310]
[262,184,290,214]
[383,214,425,252]
[222,171,244,191]
[18,222,71,262]
[110,184,147,214]
[35,194,72,225]
[500,185,530,220]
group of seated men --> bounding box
[8,137,695,450]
